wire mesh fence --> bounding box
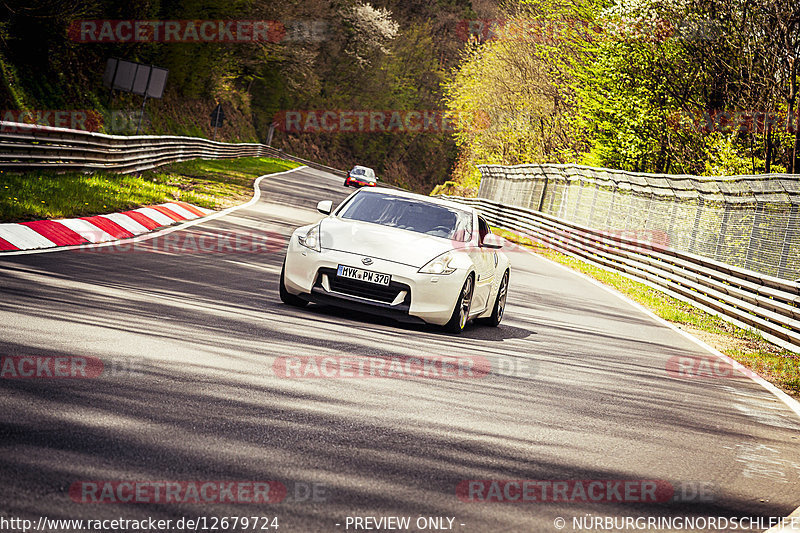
[478,164,800,281]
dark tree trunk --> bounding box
[790,57,799,173]
[765,122,772,173]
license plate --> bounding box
[337,265,391,286]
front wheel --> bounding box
[479,270,508,327]
[444,275,474,333]
[279,262,308,307]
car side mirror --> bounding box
[482,233,504,249]
[316,200,333,215]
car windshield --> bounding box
[350,168,365,175]
[339,191,472,241]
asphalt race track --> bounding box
[1,166,799,532]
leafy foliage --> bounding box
[3,0,797,192]
[443,0,800,186]
[0,0,489,192]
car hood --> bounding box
[319,217,455,268]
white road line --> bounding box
[525,248,800,419]
[523,245,800,530]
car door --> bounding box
[472,216,496,312]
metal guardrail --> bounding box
[441,195,800,353]
[0,121,346,176]
[477,163,800,282]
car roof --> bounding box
[356,187,478,215]
[351,165,373,171]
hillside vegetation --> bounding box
[441,0,800,193]
[1,0,797,196]
[0,0,498,192]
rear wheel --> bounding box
[444,275,474,333]
[479,270,508,327]
[279,262,308,307]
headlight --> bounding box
[298,224,321,252]
[418,251,457,275]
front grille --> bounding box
[318,267,410,304]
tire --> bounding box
[444,274,474,333]
[479,270,508,327]
[279,262,308,307]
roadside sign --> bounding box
[210,104,225,128]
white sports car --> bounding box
[279,188,510,333]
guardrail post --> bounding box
[745,201,764,271]
[547,178,559,214]
[478,171,492,199]
[667,201,678,245]
[571,179,584,221]
[604,185,618,230]
[689,196,705,254]
[587,182,600,227]
[559,179,571,219]
[624,193,634,231]
[777,203,798,279]
[537,176,548,212]
[714,201,732,261]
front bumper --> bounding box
[306,287,425,324]
[345,177,376,187]
[283,236,466,326]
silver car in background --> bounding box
[344,166,378,188]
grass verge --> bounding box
[492,227,800,398]
[0,157,300,222]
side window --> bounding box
[478,217,490,245]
